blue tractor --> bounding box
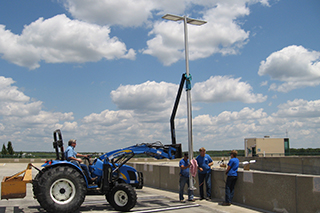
[31,129,182,212]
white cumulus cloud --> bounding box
[258,45,320,92]
[274,99,320,118]
[142,1,257,65]
[192,76,267,103]
[0,77,30,102]
[62,0,199,27]
[0,14,135,69]
[63,0,270,66]
[111,81,180,114]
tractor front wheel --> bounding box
[108,183,137,211]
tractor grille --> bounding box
[127,170,136,180]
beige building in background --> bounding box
[244,136,290,157]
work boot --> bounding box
[221,202,231,206]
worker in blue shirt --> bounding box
[179,153,195,203]
[222,150,239,206]
[196,147,213,200]
[65,139,97,183]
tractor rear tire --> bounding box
[33,166,87,213]
[108,183,137,211]
[32,169,44,200]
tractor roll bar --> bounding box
[53,129,65,160]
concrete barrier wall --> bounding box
[213,170,299,212]
[129,162,320,213]
[0,158,47,163]
[130,162,200,196]
[238,156,320,175]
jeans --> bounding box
[80,164,93,180]
[70,160,93,181]
[179,175,194,201]
[225,176,237,203]
[198,172,211,198]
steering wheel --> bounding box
[82,155,92,166]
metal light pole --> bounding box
[162,14,206,190]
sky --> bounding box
[0,0,320,152]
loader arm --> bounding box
[99,141,182,163]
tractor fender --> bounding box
[41,160,89,186]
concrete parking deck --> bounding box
[0,163,266,213]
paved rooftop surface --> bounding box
[0,163,267,213]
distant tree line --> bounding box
[288,148,320,156]
[1,141,14,155]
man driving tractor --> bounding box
[65,139,97,183]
